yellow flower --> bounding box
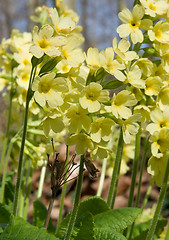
[112,37,138,62]
[145,76,163,96]
[56,59,71,73]
[79,82,109,113]
[90,117,115,143]
[150,128,169,158]
[120,113,141,144]
[61,36,85,67]
[148,21,169,43]
[66,104,91,133]
[32,72,68,108]
[100,47,126,81]
[65,133,94,155]
[91,142,111,160]
[49,7,76,34]
[41,115,65,137]
[134,58,153,77]
[107,90,137,119]
[146,107,169,134]
[134,105,150,122]
[147,154,169,187]
[30,24,67,58]
[85,47,102,69]
[125,64,145,89]
[157,86,169,110]
[13,47,32,68]
[140,0,168,17]
[117,4,152,44]
[15,66,31,89]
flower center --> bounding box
[38,39,49,49]
[155,29,162,39]
[149,3,157,11]
[21,73,29,82]
[130,19,140,29]
[86,91,97,101]
[38,80,52,93]
[159,121,167,128]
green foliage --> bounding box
[131,218,167,240]
[76,196,109,219]
[39,57,60,75]
[94,207,141,232]
[0,216,59,240]
[0,203,11,233]
[31,56,44,67]
[74,212,95,240]
[56,197,141,240]
[102,79,123,89]
[95,228,127,240]
[0,172,15,206]
[33,199,55,233]
[86,67,108,85]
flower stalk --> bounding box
[12,66,35,217]
[146,157,169,240]
[64,155,85,240]
[107,127,123,208]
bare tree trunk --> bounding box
[2,0,12,38]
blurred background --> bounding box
[0,0,133,51]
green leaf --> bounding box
[94,207,141,232]
[55,212,78,239]
[0,204,11,224]
[102,79,123,89]
[94,67,108,81]
[0,172,15,205]
[74,212,95,240]
[39,57,60,75]
[0,204,11,233]
[31,56,44,67]
[76,196,109,220]
[56,197,107,238]
[0,216,59,240]
[33,199,55,233]
[131,218,167,240]
[95,228,127,240]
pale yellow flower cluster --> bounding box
[1,0,169,182]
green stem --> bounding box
[146,157,169,240]
[23,162,33,220]
[18,157,29,217]
[64,155,85,240]
[135,137,150,207]
[12,66,35,217]
[165,224,169,240]
[97,158,107,197]
[128,133,140,207]
[0,140,13,203]
[128,137,150,240]
[107,128,123,208]
[141,181,153,212]
[37,159,47,199]
[56,145,69,234]
[0,86,13,175]
[44,198,55,229]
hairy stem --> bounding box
[64,155,85,240]
[128,132,140,207]
[146,157,169,240]
[56,145,69,234]
[107,128,123,208]
[12,66,35,217]
[97,158,107,197]
[37,159,47,199]
[23,161,33,220]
